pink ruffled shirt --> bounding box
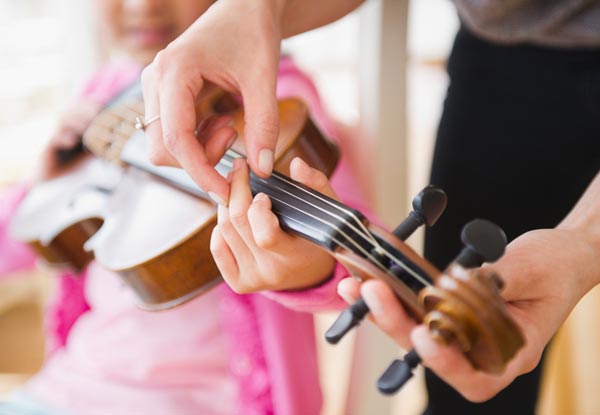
[1,57,373,415]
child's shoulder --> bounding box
[78,59,142,105]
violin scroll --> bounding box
[337,216,524,395]
[417,219,523,372]
[420,265,524,373]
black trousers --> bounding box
[423,27,600,415]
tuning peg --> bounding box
[375,219,507,395]
[325,186,447,345]
[377,349,420,394]
[392,185,447,240]
[325,297,369,344]
[454,219,507,268]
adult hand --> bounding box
[141,0,284,206]
[337,227,600,401]
[210,157,336,293]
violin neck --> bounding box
[120,135,364,251]
[230,153,367,251]
[121,136,434,293]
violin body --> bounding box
[9,158,120,271]
[83,93,339,310]
[8,84,146,271]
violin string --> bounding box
[268,193,432,288]
[109,107,431,288]
[278,211,405,283]
[221,151,432,288]
[224,149,378,245]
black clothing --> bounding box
[424,26,600,415]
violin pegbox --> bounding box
[377,219,524,394]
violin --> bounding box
[8,87,145,271]
[12,81,524,393]
[81,85,339,310]
[9,143,123,272]
[81,85,524,392]
[8,83,249,273]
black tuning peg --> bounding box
[324,297,369,344]
[376,219,507,395]
[454,219,507,268]
[377,349,420,394]
[392,185,447,241]
[325,186,447,345]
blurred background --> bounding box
[1,0,599,414]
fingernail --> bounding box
[208,191,227,206]
[361,283,383,316]
[253,192,268,203]
[258,149,273,176]
[292,157,307,170]
[337,283,354,304]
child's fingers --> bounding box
[216,203,255,270]
[210,224,241,288]
[227,158,262,252]
[289,157,338,199]
[247,192,294,250]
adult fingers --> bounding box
[143,57,230,204]
[336,277,362,304]
[411,326,525,402]
[240,76,279,179]
[140,63,178,167]
[360,279,415,350]
[158,59,231,203]
[197,115,237,166]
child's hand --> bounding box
[32,99,101,183]
[210,157,337,293]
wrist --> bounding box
[556,173,600,287]
[556,225,600,292]
[223,0,287,23]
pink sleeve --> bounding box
[263,57,378,312]
[78,61,142,106]
[0,184,37,275]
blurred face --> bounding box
[96,0,215,64]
